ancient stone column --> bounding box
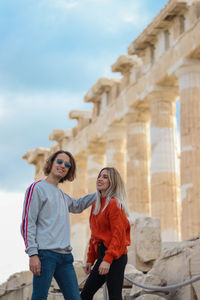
[85,142,106,239]
[124,109,150,215]
[106,123,127,183]
[149,85,180,241]
[87,142,106,193]
[49,129,73,195]
[71,154,88,260]
[175,59,200,240]
[49,129,72,149]
[72,154,88,197]
[59,181,73,197]
[22,148,50,181]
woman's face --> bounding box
[97,169,110,195]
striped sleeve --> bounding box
[21,180,41,256]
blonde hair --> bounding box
[93,167,129,217]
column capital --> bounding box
[22,147,50,165]
[74,152,88,160]
[87,141,105,155]
[84,78,119,103]
[147,85,178,102]
[124,107,150,123]
[169,58,200,77]
[169,58,200,91]
[49,129,72,143]
[111,54,142,75]
[106,122,126,139]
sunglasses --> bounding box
[56,158,71,169]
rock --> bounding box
[129,217,161,272]
[134,295,166,300]
[149,244,194,300]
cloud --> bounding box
[0,0,166,95]
[0,90,92,191]
[34,0,154,40]
[0,190,28,284]
[0,0,168,193]
[45,0,78,10]
[0,96,7,118]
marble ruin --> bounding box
[2,218,200,299]
[24,0,200,252]
[2,0,200,298]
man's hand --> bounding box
[98,261,110,275]
[29,255,41,276]
[83,262,92,274]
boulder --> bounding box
[129,217,161,272]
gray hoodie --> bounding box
[21,179,96,257]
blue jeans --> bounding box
[31,250,81,300]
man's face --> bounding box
[50,153,71,179]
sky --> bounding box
[0,0,169,284]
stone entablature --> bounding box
[111,55,142,75]
[127,1,188,54]
[69,110,92,136]
[84,77,120,120]
[49,128,72,143]
[49,128,72,149]
[23,0,200,259]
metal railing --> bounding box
[78,273,200,300]
[123,274,200,300]
[1,273,200,298]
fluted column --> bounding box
[22,148,50,181]
[149,85,180,241]
[71,154,88,260]
[175,59,200,240]
[88,142,106,193]
[106,123,127,183]
[85,142,106,239]
[124,109,150,215]
[59,181,73,197]
[34,156,47,181]
[72,154,88,198]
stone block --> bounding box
[6,270,32,291]
[124,264,144,287]
[125,264,144,296]
[129,217,161,272]
[74,260,88,287]
[22,284,32,300]
[134,295,166,300]
[92,285,131,300]
[149,244,194,300]
[189,240,200,299]
[0,282,6,296]
[130,273,167,299]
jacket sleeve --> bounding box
[66,192,96,213]
[103,200,130,264]
[20,183,42,257]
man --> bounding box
[21,150,96,300]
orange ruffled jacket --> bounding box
[87,197,131,265]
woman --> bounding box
[81,167,131,300]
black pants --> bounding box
[81,242,127,300]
